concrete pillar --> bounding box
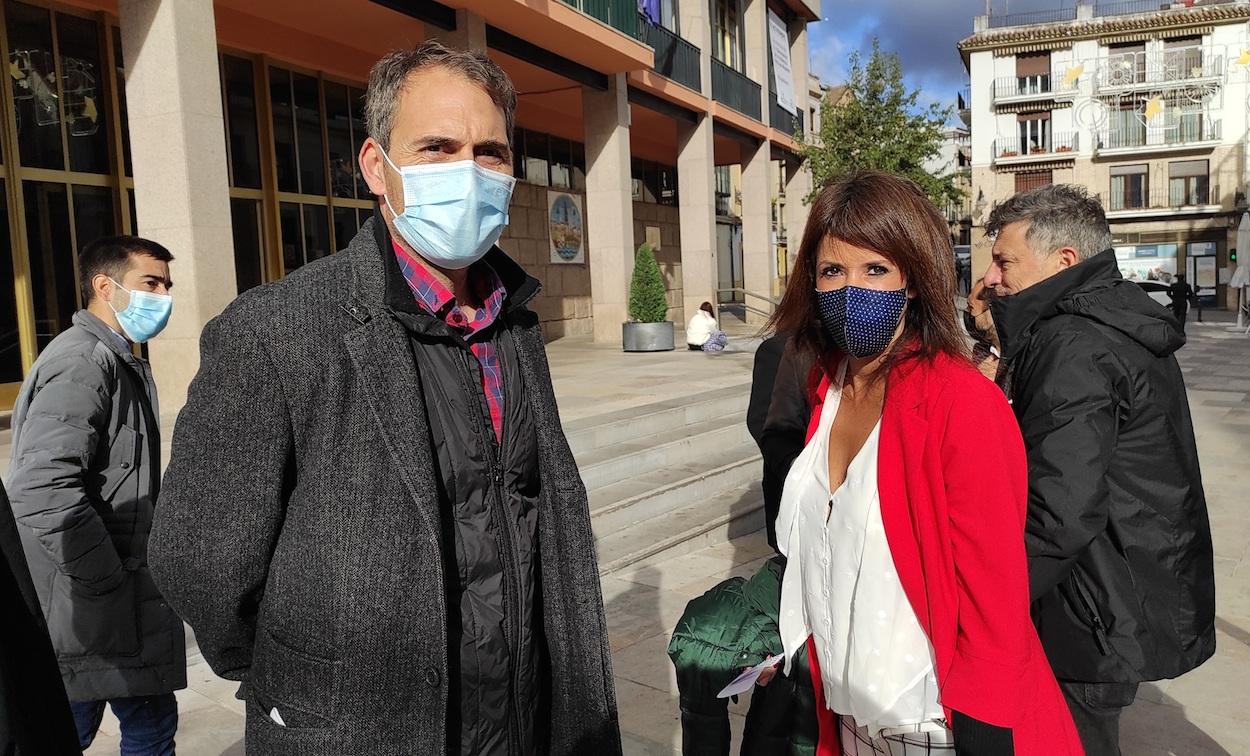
[744,0,770,126]
[583,73,635,343]
[119,0,234,426]
[427,9,486,51]
[678,115,718,321]
[678,0,713,97]
[784,158,813,274]
[740,138,772,323]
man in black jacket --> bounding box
[984,185,1215,756]
[151,42,619,755]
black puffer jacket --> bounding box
[380,217,543,756]
[992,249,1216,683]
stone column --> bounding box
[740,138,773,323]
[744,0,770,126]
[784,158,812,274]
[677,115,718,321]
[678,0,713,97]
[119,0,234,426]
[427,9,487,51]
[583,73,635,343]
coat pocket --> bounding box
[99,425,139,503]
[47,571,140,658]
[249,625,342,730]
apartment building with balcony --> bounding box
[959,0,1250,308]
[0,0,819,414]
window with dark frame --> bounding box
[1168,160,1209,206]
[1110,164,1149,210]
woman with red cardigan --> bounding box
[765,172,1082,755]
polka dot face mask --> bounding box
[815,285,907,358]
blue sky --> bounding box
[806,0,1058,117]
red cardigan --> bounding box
[801,352,1083,756]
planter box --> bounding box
[622,321,675,352]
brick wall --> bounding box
[498,182,594,339]
[632,201,685,325]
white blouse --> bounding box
[776,362,945,737]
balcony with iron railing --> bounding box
[1103,183,1221,217]
[993,131,1080,164]
[1096,46,1224,93]
[1095,118,1222,154]
[560,0,641,39]
[987,7,1078,28]
[1094,0,1238,18]
[712,58,762,120]
[991,72,1080,105]
[639,17,701,92]
[769,90,801,137]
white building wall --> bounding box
[969,50,997,166]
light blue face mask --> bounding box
[108,278,173,344]
[381,150,517,270]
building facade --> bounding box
[959,0,1250,306]
[0,0,819,415]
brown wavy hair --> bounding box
[768,171,968,368]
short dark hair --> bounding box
[365,40,517,151]
[985,184,1112,261]
[700,301,714,315]
[768,171,967,365]
[79,235,173,304]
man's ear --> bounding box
[91,272,113,304]
[1053,246,1080,271]
[360,137,389,198]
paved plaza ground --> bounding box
[57,314,1250,754]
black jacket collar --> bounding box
[991,248,1121,362]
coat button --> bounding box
[121,461,131,469]
[425,667,441,687]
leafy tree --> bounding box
[804,38,962,209]
[628,244,669,323]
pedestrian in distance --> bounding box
[1166,273,1199,333]
[687,301,728,351]
[984,184,1215,756]
[6,235,186,755]
[766,171,1082,755]
[150,40,620,756]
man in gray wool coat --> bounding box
[150,40,620,756]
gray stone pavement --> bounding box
[65,317,1250,753]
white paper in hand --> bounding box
[716,654,785,698]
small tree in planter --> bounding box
[622,243,675,351]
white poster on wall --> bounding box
[768,9,795,115]
[547,191,585,264]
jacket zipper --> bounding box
[1068,569,1112,655]
[460,345,525,755]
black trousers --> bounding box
[1058,680,1139,756]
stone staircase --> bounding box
[565,382,766,575]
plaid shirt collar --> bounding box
[392,240,507,336]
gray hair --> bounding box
[364,40,517,151]
[985,184,1112,261]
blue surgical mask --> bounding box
[381,150,516,270]
[108,278,173,343]
[816,285,907,358]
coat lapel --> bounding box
[342,316,442,540]
[340,216,442,539]
[877,362,932,634]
